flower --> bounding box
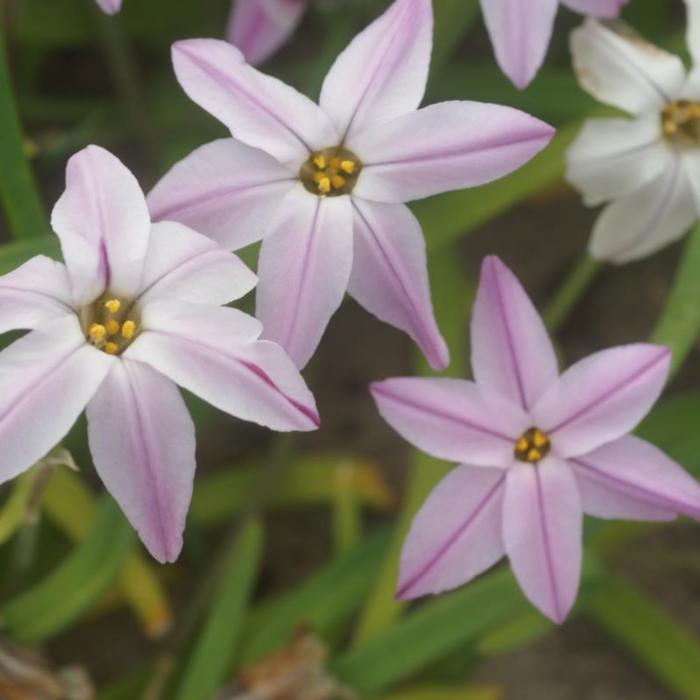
[482,0,626,89]
[148,0,554,370]
[95,0,122,15]
[371,256,700,624]
[227,0,307,65]
[566,12,700,263]
[0,145,319,563]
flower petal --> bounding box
[570,19,685,114]
[471,256,558,411]
[319,0,432,141]
[687,0,700,67]
[588,159,697,263]
[137,221,256,307]
[480,0,559,90]
[503,457,582,624]
[95,0,122,14]
[87,359,195,563]
[256,187,353,369]
[565,115,670,207]
[128,302,319,431]
[0,317,113,484]
[370,377,529,468]
[0,256,74,333]
[51,145,151,305]
[227,0,307,65]
[534,344,670,457]
[349,102,554,203]
[147,138,296,250]
[561,0,626,16]
[397,465,506,599]
[571,435,700,521]
[172,39,337,167]
[347,200,448,370]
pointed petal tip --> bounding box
[146,535,183,565]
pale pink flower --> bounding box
[482,0,626,89]
[0,145,319,563]
[371,256,700,624]
[566,11,700,262]
[149,0,554,370]
[227,0,307,65]
[95,0,122,15]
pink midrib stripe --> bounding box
[0,285,73,312]
[352,201,444,366]
[372,384,515,443]
[122,362,174,559]
[535,466,563,623]
[397,473,506,598]
[177,45,312,153]
[546,348,668,435]
[152,330,319,427]
[572,456,700,520]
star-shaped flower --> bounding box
[0,145,319,563]
[371,256,700,623]
[482,0,626,89]
[566,10,700,262]
[148,0,554,370]
[227,0,307,65]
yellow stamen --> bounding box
[331,174,346,189]
[516,436,529,452]
[104,342,119,355]
[105,299,121,314]
[121,320,136,340]
[329,157,342,170]
[313,171,327,184]
[318,177,331,194]
[313,155,326,170]
[89,323,106,343]
[533,429,548,448]
[106,319,120,336]
[340,160,355,174]
[527,448,542,462]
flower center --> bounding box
[299,147,362,197]
[514,428,551,463]
[83,296,139,356]
[661,101,700,146]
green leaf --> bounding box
[0,236,60,275]
[651,223,700,376]
[588,576,700,700]
[1,496,133,642]
[190,454,394,526]
[0,15,49,240]
[239,529,390,666]
[475,610,553,656]
[174,518,264,700]
[431,0,480,71]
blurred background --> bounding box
[2,1,700,699]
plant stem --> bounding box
[543,255,603,332]
[0,10,48,240]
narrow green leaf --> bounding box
[431,0,480,71]
[0,235,59,274]
[1,496,133,642]
[0,14,49,240]
[476,610,553,656]
[355,246,471,642]
[588,576,700,700]
[332,463,363,554]
[174,518,264,700]
[651,223,700,376]
[544,256,603,332]
[239,529,390,666]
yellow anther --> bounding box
[340,160,355,174]
[122,320,136,340]
[104,342,119,355]
[329,157,342,171]
[106,319,120,336]
[533,430,548,448]
[516,436,529,452]
[318,177,331,194]
[105,299,121,314]
[313,171,327,183]
[89,323,106,343]
[313,155,326,170]
[331,174,347,189]
[527,448,542,462]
